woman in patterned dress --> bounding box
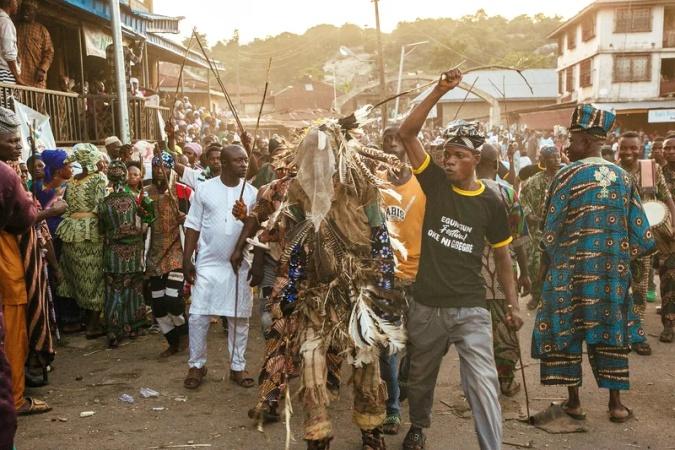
[99,161,149,347]
[56,144,107,338]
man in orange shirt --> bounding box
[0,106,50,417]
[379,126,426,435]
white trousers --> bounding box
[188,314,250,372]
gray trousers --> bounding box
[407,300,502,450]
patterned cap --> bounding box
[152,151,174,169]
[442,121,485,153]
[570,104,615,137]
[107,160,128,184]
[0,107,20,134]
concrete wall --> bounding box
[557,5,675,102]
[439,99,553,126]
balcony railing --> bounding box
[0,82,170,145]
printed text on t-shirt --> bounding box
[427,216,474,253]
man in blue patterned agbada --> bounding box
[532,104,656,423]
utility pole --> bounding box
[109,0,130,142]
[372,0,387,130]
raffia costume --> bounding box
[250,119,406,448]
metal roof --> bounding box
[593,100,675,111]
[412,69,558,104]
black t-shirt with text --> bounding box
[413,156,512,309]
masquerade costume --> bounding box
[251,120,406,448]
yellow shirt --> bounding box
[383,175,426,281]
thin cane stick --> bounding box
[509,305,532,422]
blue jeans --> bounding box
[379,351,400,416]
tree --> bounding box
[183,31,208,52]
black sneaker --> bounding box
[402,426,426,450]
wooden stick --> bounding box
[452,76,479,121]
[238,57,272,200]
[192,30,245,135]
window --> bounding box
[580,59,592,87]
[615,7,652,32]
[582,16,596,41]
[566,66,575,92]
[567,29,576,50]
[558,36,564,56]
[558,71,564,95]
[613,54,651,82]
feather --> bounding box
[348,289,407,360]
[389,236,408,262]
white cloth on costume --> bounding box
[184,177,257,317]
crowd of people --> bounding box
[1,66,674,450]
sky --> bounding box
[153,0,591,45]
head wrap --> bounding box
[152,151,175,169]
[67,143,102,172]
[569,104,615,137]
[539,145,559,158]
[104,136,122,147]
[0,106,21,134]
[442,121,485,153]
[41,149,68,183]
[107,160,127,191]
[183,142,203,158]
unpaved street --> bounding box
[15,297,675,450]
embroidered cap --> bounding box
[570,104,615,137]
[442,121,485,153]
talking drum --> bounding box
[643,200,674,254]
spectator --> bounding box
[0,0,21,86]
[15,0,53,89]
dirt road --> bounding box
[15,298,675,450]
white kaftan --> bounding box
[184,177,258,317]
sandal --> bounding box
[17,397,52,416]
[633,342,652,356]
[382,414,401,435]
[500,380,521,397]
[183,366,207,389]
[230,370,255,388]
[552,401,586,420]
[609,406,634,423]
[402,426,426,450]
[159,344,179,358]
[660,327,674,343]
[361,427,386,450]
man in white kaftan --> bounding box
[182,145,257,389]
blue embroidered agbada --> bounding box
[532,157,656,357]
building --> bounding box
[0,0,223,145]
[273,77,337,112]
[411,69,558,128]
[544,0,675,132]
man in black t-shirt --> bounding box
[398,69,524,450]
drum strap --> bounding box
[639,159,656,196]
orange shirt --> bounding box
[0,231,27,306]
[383,175,426,281]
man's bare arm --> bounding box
[494,245,524,330]
[398,68,462,169]
[182,227,200,284]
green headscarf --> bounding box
[67,143,102,172]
